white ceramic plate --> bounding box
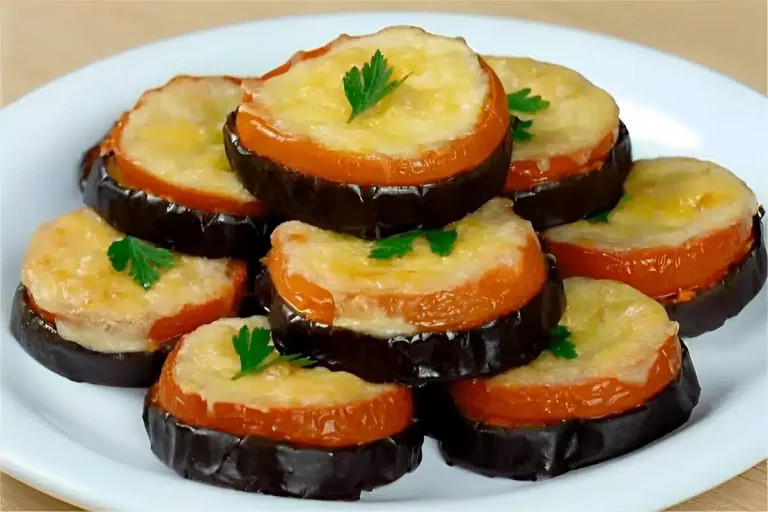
[1,12,766,512]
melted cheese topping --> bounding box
[242,26,488,157]
[21,209,235,352]
[173,316,399,409]
[119,76,254,202]
[545,157,758,249]
[272,198,536,336]
[489,277,678,387]
[485,56,618,162]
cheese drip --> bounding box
[173,317,399,409]
[545,157,758,250]
[485,56,619,162]
[242,26,488,157]
[21,209,235,351]
[119,76,254,202]
[489,277,679,387]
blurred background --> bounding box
[0,0,765,510]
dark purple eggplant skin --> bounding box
[504,121,632,231]
[269,256,565,386]
[431,343,699,480]
[223,110,513,239]
[78,143,102,192]
[665,212,767,337]
[143,400,423,500]
[9,284,169,387]
[83,154,278,259]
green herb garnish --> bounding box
[369,229,458,260]
[548,325,577,359]
[507,88,549,141]
[586,210,611,223]
[512,119,534,142]
[343,49,410,123]
[107,236,175,290]
[507,87,550,113]
[231,325,314,380]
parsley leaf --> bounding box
[507,88,550,113]
[507,88,549,142]
[107,236,175,290]
[586,210,611,223]
[512,118,534,142]
[231,325,314,380]
[548,325,577,359]
[425,229,458,256]
[343,49,410,123]
[369,229,458,260]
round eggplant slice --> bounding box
[10,284,170,387]
[225,113,510,239]
[486,56,626,231]
[664,213,767,337]
[433,343,699,480]
[544,157,761,317]
[144,401,422,500]
[270,256,564,386]
[226,27,511,239]
[84,155,277,259]
[506,121,632,230]
[146,315,422,499]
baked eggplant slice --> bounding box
[544,157,763,336]
[144,316,422,499]
[430,278,700,480]
[11,284,170,387]
[486,56,631,230]
[83,75,274,259]
[78,142,102,192]
[665,212,766,337]
[84,155,277,259]
[14,209,246,386]
[226,26,512,239]
[266,198,565,385]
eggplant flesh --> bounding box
[269,256,565,386]
[83,154,277,259]
[143,400,423,500]
[432,343,699,480]
[9,284,169,387]
[224,111,513,239]
[665,213,767,337]
[505,121,632,231]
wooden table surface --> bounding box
[0,0,765,510]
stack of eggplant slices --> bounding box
[12,26,766,499]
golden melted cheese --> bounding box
[173,316,399,409]
[489,277,678,386]
[545,157,758,249]
[21,209,235,352]
[485,56,618,163]
[272,198,536,336]
[119,76,254,202]
[242,26,488,157]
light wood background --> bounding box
[0,0,766,510]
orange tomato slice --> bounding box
[27,260,247,349]
[265,234,548,332]
[151,343,414,447]
[546,219,754,300]
[236,38,509,187]
[105,76,265,217]
[452,335,681,427]
[504,129,616,191]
